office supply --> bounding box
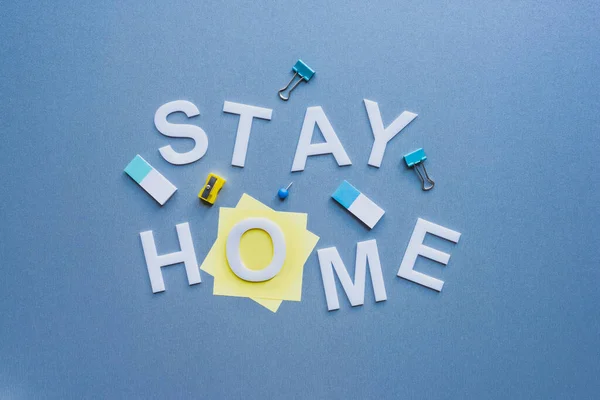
[278,59,315,101]
[404,148,435,191]
[278,182,293,200]
[124,155,177,206]
[199,173,226,204]
[332,181,385,229]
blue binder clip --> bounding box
[404,148,435,191]
[278,59,315,101]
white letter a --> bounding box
[291,106,352,172]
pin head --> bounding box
[277,182,293,200]
[277,188,289,199]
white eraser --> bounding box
[124,155,177,205]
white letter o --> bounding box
[226,218,286,282]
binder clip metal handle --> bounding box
[413,163,435,191]
[404,148,435,191]
[278,72,303,101]
[278,59,315,101]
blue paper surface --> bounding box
[1,1,599,398]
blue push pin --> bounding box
[277,182,293,200]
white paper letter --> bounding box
[291,106,352,171]
[225,218,286,282]
[154,100,209,165]
[317,239,387,311]
[364,99,418,168]
[397,218,461,291]
[223,101,273,167]
[140,222,201,293]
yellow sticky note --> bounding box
[201,222,286,311]
[200,194,319,312]
[212,207,307,300]
[202,195,307,275]
[202,227,318,311]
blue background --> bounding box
[1,1,599,398]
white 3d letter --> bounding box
[223,101,273,167]
[291,106,352,171]
[154,100,209,165]
[226,218,286,282]
[140,222,201,293]
[317,239,387,311]
[397,218,461,291]
[364,99,418,168]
